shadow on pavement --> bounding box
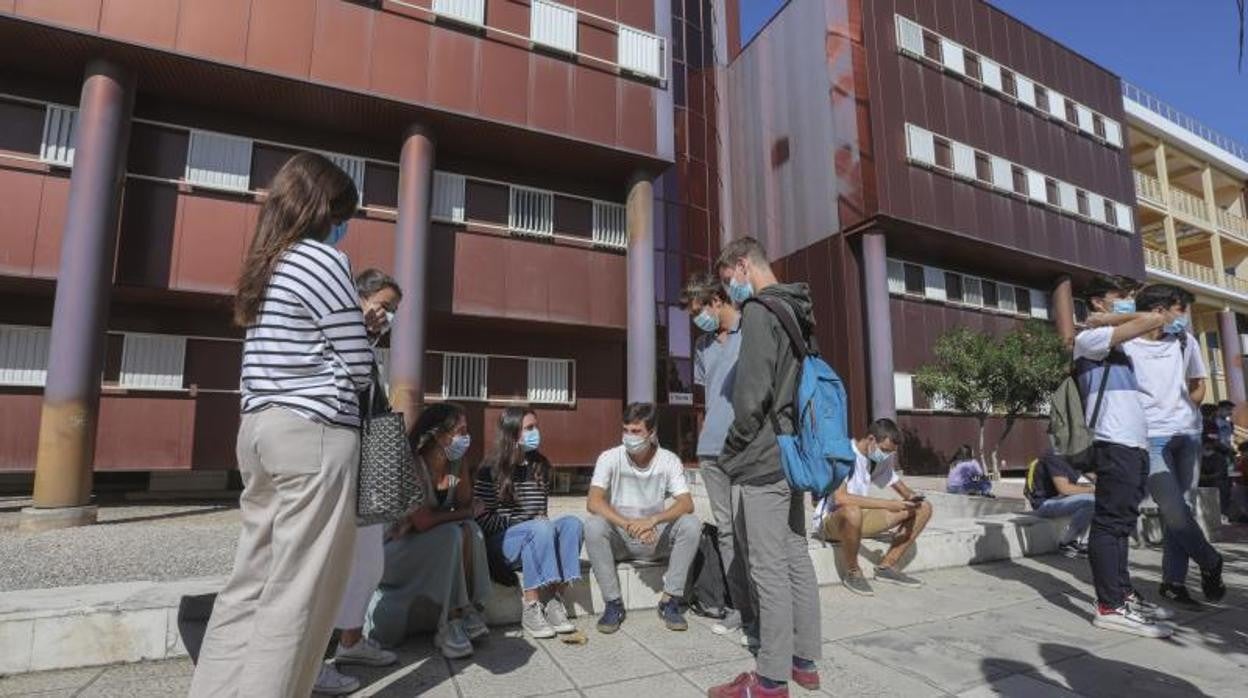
[983,643,1210,698]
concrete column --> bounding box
[1218,309,1246,404]
[24,60,135,531]
[626,173,656,404]
[1051,275,1076,348]
[1154,142,1180,270]
[390,125,435,431]
[1202,165,1227,285]
[861,231,896,420]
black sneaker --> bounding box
[1058,542,1088,559]
[1158,583,1203,610]
[597,599,626,634]
[1201,556,1227,603]
[657,597,688,631]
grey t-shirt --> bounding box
[694,322,741,458]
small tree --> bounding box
[914,321,1067,478]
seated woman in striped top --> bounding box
[475,408,584,640]
[366,402,493,659]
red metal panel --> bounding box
[529,53,572,134]
[478,40,530,125]
[546,243,592,323]
[369,9,432,104]
[452,231,508,316]
[501,236,549,320]
[618,79,656,154]
[0,393,41,471]
[616,0,653,33]
[573,0,616,22]
[0,168,44,276]
[171,193,253,294]
[571,65,616,144]
[14,0,101,32]
[310,0,375,91]
[32,173,69,278]
[487,0,529,35]
[587,246,626,328]
[95,394,196,470]
[578,21,615,64]
[190,392,241,469]
[428,26,480,113]
[245,0,316,79]
[0,0,15,13]
[174,0,250,65]
[338,217,396,278]
[99,0,178,49]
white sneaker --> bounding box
[314,663,360,696]
[711,609,742,636]
[522,600,556,639]
[461,607,490,640]
[1092,605,1173,639]
[1125,592,1175,622]
[544,595,576,634]
[435,619,474,659]
[335,636,397,667]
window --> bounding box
[894,373,915,411]
[933,137,953,169]
[1017,76,1037,107]
[1029,289,1050,319]
[1113,202,1133,232]
[951,142,976,179]
[1011,165,1028,195]
[40,105,76,167]
[185,130,253,192]
[922,32,941,61]
[887,259,906,294]
[905,124,936,166]
[980,57,1003,91]
[1031,83,1046,112]
[991,155,1013,190]
[964,277,983,306]
[1088,192,1107,223]
[509,185,554,237]
[924,266,947,301]
[1104,199,1118,227]
[443,353,488,400]
[1104,120,1122,147]
[592,201,627,249]
[531,0,577,54]
[1074,299,1089,324]
[964,53,981,81]
[323,153,365,196]
[1066,101,1080,126]
[1001,69,1016,97]
[431,171,466,223]
[1077,190,1090,216]
[1045,178,1059,206]
[975,152,992,182]
[903,263,925,295]
[1046,90,1066,120]
[945,272,964,302]
[982,281,999,308]
[618,26,664,79]
[939,38,965,74]
[1015,287,1033,316]
[998,284,1017,313]
[1093,114,1106,139]
[0,325,51,386]
[1026,170,1048,203]
[432,0,486,26]
[1058,181,1078,212]
[119,334,186,390]
[895,15,925,55]
[527,357,573,404]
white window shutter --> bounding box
[1025,170,1047,202]
[887,259,906,294]
[893,373,915,411]
[322,153,365,198]
[432,0,485,26]
[531,0,577,54]
[0,325,52,386]
[431,171,466,223]
[1088,193,1107,223]
[998,284,1017,313]
[1076,105,1094,133]
[527,357,572,404]
[990,155,1012,190]
[1103,119,1122,147]
[592,201,627,249]
[1114,202,1133,232]
[1030,289,1050,320]
[442,353,488,401]
[1058,181,1078,212]
[119,334,186,390]
[951,142,976,179]
[618,26,663,79]
[923,266,946,301]
[905,124,935,166]
[979,57,1003,91]
[895,15,924,55]
[185,130,253,192]
[1047,90,1066,120]
[1014,75,1036,106]
[939,38,965,74]
[963,277,983,306]
[40,105,77,167]
[509,185,554,237]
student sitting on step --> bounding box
[585,402,701,633]
[812,418,933,596]
[1025,451,1095,559]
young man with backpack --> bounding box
[707,238,823,698]
[1122,284,1225,608]
[1074,275,1182,638]
[1025,451,1095,558]
[680,274,757,647]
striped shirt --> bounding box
[474,458,550,536]
[240,240,373,427]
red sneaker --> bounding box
[706,672,789,698]
[791,665,820,691]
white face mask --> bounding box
[622,432,651,455]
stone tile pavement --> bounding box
[5,529,1247,697]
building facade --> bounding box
[723,0,1142,473]
[0,0,691,505]
[1125,82,1248,406]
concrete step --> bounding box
[0,510,1072,676]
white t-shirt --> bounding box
[1073,327,1148,450]
[1123,333,1206,438]
[812,441,900,527]
[590,444,689,518]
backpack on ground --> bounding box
[683,522,730,618]
[745,296,854,496]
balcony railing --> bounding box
[1226,275,1248,295]
[1146,246,1248,296]
[1218,209,1248,240]
[1169,186,1211,225]
[1124,81,1248,162]
[1133,170,1164,207]
[1143,246,1169,270]
[1176,257,1221,286]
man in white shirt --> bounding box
[812,419,932,596]
[585,403,700,634]
[1123,284,1225,608]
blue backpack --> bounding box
[746,296,855,496]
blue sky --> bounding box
[738,0,1248,147]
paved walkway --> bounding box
[4,531,1246,697]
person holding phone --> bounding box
[811,418,934,597]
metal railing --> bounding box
[1123,81,1248,161]
[1133,170,1163,206]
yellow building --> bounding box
[1126,82,1248,403]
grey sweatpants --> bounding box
[585,513,701,601]
[739,477,822,682]
[700,457,756,627]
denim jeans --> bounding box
[1088,442,1148,608]
[1033,493,1095,545]
[499,516,584,591]
[1147,435,1220,584]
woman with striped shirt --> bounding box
[190,153,371,698]
[475,408,584,640]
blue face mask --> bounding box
[444,434,471,461]
[325,220,349,246]
[693,309,719,333]
[727,277,754,304]
[521,428,541,453]
[1165,314,1190,335]
[868,447,891,465]
[1111,299,1135,314]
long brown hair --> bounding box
[485,407,548,503]
[234,152,358,326]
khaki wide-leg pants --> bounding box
[189,408,359,698]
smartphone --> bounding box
[909,494,926,503]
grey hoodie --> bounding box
[719,282,815,485]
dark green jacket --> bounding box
[719,282,815,485]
